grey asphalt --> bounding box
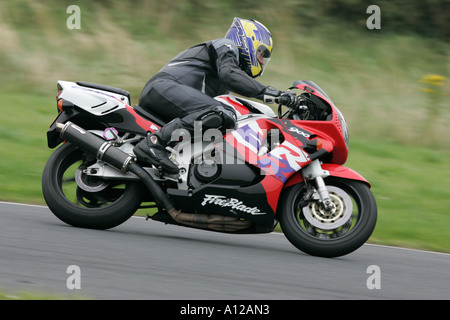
[0,201,448,300]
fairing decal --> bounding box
[259,174,284,214]
[222,96,250,116]
[125,105,160,133]
[224,118,312,183]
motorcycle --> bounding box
[42,80,377,257]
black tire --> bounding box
[279,177,377,257]
[42,143,143,229]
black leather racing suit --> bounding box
[138,38,268,133]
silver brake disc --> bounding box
[75,167,110,192]
[302,186,353,230]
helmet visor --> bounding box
[256,45,272,75]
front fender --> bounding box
[322,164,371,188]
[284,163,371,188]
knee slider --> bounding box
[197,107,236,131]
[212,106,237,130]
[198,112,224,129]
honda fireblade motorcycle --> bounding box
[42,80,377,257]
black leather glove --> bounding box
[278,91,299,108]
[262,86,282,104]
[263,87,298,108]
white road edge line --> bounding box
[1,201,448,256]
[0,201,48,209]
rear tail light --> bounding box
[56,84,63,112]
[57,99,64,111]
[56,84,62,100]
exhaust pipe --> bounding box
[166,208,253,232]
[56,122,174,211]
[56,121,253,233]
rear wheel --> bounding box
[42,143,143,229]
[279,177,377,257]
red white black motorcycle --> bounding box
[42,80,377,257]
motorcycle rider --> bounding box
[134,17,298,174]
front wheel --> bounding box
[279,177,377,257]
[42,143,143,229]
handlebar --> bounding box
[275,92,310,119]
[263,88,308,115]
[276,95,291,106]
[276,94,307,111]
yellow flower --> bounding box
[419,74,447,86]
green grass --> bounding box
[345,139,450,252]
[0,288,88,300]
[0,94,55,204]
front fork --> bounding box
[302,160,336,212]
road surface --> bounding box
[0,201,448,300]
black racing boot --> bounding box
[133,118,182,174]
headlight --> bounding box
[336,108,350,150]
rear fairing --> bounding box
[48,81,161,148]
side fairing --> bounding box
[167,173,283,229]
[221,118,312,183]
